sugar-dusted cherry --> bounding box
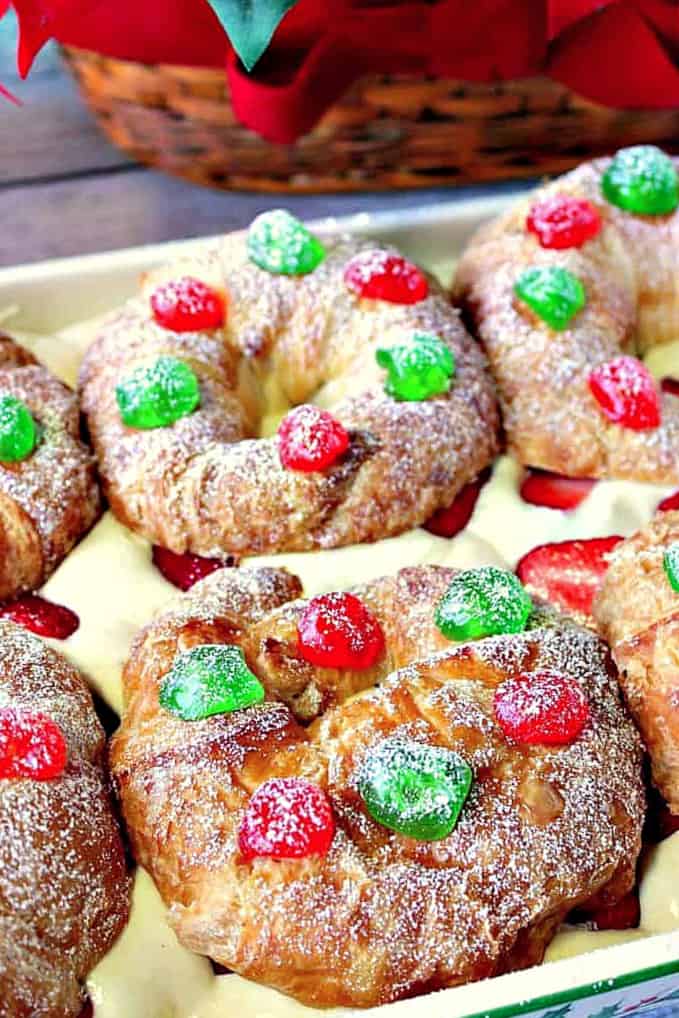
[588,356,661,430]
[297,592,385,670]
[0,708,67,780]
[526,194,601,250]
[151,277,225,332]
[239,777,335,860]
[344,250,428,305]
[277,404,349,473]
[495,670,590,745]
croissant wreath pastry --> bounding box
[454,145,679,482]
[0,620,130,1017]
[0,332,100,601]
[594,509,679,814]
[78,212,499,558]
[111,562,644,1007]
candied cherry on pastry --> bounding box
[494,670,590,746]
[0,393,37,462]
[658,490,679,512]
[277,404,349,472]
[376,331,455,402]
[150,277,225,332]
[238,777,335,861]
[297,592,385,670]
[662,542,679,592]
[247,209,326,276]
[588,355,661,431]
[516,536,623,617]
[0,707,67,780]
[435,566,532,642]
[514,265,586,331]
[424,468,490,537]
[344,250,429,304]
[116,355,201,430]
[662,377,679,397]
[0,593,79,639]
[519,469,596,511]
[602,145,679,216]
[152,545,234,591]
[357,735,472,841]
[526,195,602,250]
[159,644,264,722]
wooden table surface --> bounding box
[0,12,534,268]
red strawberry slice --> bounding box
[424,468,490,537]
[152,545,236,591]
[661,376,679,397]
[520,469,596,510]
[658,489,679,512]
[575,891,641,931]
[516,536,623,616]
[0,594,79,639]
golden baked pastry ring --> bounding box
[79,233,499,557]
[0,621,130,1017]
[112,564,644,1008]
[595,509,679,814]
[0,335,100,600]
[454,151,679,482]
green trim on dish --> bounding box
[461,957,679,1018]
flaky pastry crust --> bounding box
[0,621,130,1018]
[454,159,679,481]
[0,334,100,600]
[111,565,644,1007]
[594,510,679,813]
[79,234,499,557]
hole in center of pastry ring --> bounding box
[110,563,646,1007]
[79,224,500,558]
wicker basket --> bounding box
[63,45,679,193]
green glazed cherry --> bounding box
[663,543,679,593]
[116,355,200,430]
[358,735,472,841]
[247,210,326,276]
[435,566,532,642]
[602,146,678,216]
[159,644,265,722]
[0,395,37,462]
[376,332,455,402]
[514,266,585,331]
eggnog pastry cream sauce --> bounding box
[11,288,679,1017]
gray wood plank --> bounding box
[0,73,132,183]
[0,167,462,266]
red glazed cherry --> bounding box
[424,469,490,538]
[278,405,349,473]
[151,277,225,332]
[582,891,641,932]
[152,545,234,591]
[588,356,661,430]
[520,469,596,511]
[495,670,589,745]
[297,592,385,670]
[516,536,623,617]
[661,376,679,397]
[658,490,679,512]
[526,195,602,250]
[344,250,429,305]
[0,594,79,639]
[0,708,67,780]
[238,777,335,860]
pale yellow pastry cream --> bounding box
[7,289,678,1018]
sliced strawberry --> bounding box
[661,376,679,397]
[152,546,236,591]
[520,469,596,510]
[424,468,490,537]
[0,594,79,639]
[516,536,623,616]
[658,489,679,512]
[576,891,641,931]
